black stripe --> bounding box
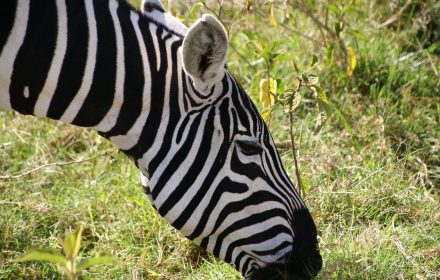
[230,81,250,134]
[252,240,291,257]
[201,190,284,247]
[148,38,182,171]
[212,209,289,257]
[230,147,266,180]
[0,0,17,55]
[170,99,232,230]
[176,113,192,144]
[261,131,297,211]
[239,254,253,277]
[224,224,291,263]
[73,0,116,127]
[10,0,57,115]
[182,74,190,112]
[126,22,165,160]
[101,3,144,137]
[152,110,205,202]
[236,80,260,135]
[47,0,88,120]
[188,177,249,241]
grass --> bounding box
[1,0,439,279]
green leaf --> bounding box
[15,249,68,266]
[335,22,341,37]
[301,73,319,86]
[241,30,257,41]
[311,86,331,134]
[276,78,285,94]
[274,53,293,62]
[343,4,356,14]
[346,47,357,77]
[76,256,117,273]
[269,5,278,27]
[347,28,368,40]
[190,3,203,18]
[292,77,300,91]
[261,110,272,122]
[251,40,264,57]
[314,86,329,104]
[308,74,319,85]
[259,78,277,109]
[61,225,83,260]
[325,3,341,15]
[313,108,328,134]
[326,44,335,66]
[289,92,302,113]
[310,54,319,69]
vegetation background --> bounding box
[0,0,439,279]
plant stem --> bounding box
[289,107,303,197]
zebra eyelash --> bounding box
[236,139,263,156]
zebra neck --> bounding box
[0,0,186,152]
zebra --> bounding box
[0,0,322,278]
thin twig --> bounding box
[278,22,325,47]
[293,0,348,69]
[376,0,412,29]
[0,148,117,180]
[289,108,303,197]
[229,42,257,72]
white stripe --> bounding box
[152,109,211,212]
[60,0,97,124]
[150,24,161,71]
[0,0,30,109]
[141,35,177,161]
[219,218,291,264]
[33,0,68,117]
[94,0,125,132]
[177,48,186,114]
[110,11,151,150]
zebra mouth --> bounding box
[248,250,322,280]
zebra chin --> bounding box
[248,209,322,280]
[248,250,322,280]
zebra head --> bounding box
[136,9,322,279]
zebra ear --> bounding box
[141,0,166,13]
[182,14,228,92]
[141,0,188,35]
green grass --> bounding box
[1,0,439,279]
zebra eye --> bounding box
[236,140,263,156]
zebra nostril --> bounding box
[301,249,323,278]
[248,247,322,280]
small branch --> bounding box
[376,0,412,29]
[289,108,304,197]
[279,22,325,47]
[294,0,348,69]
[0,148,117,180]
[229,42,257,72]
[296,0,336,37]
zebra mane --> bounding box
[117,0,186,38]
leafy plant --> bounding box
[15,225,116,280]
